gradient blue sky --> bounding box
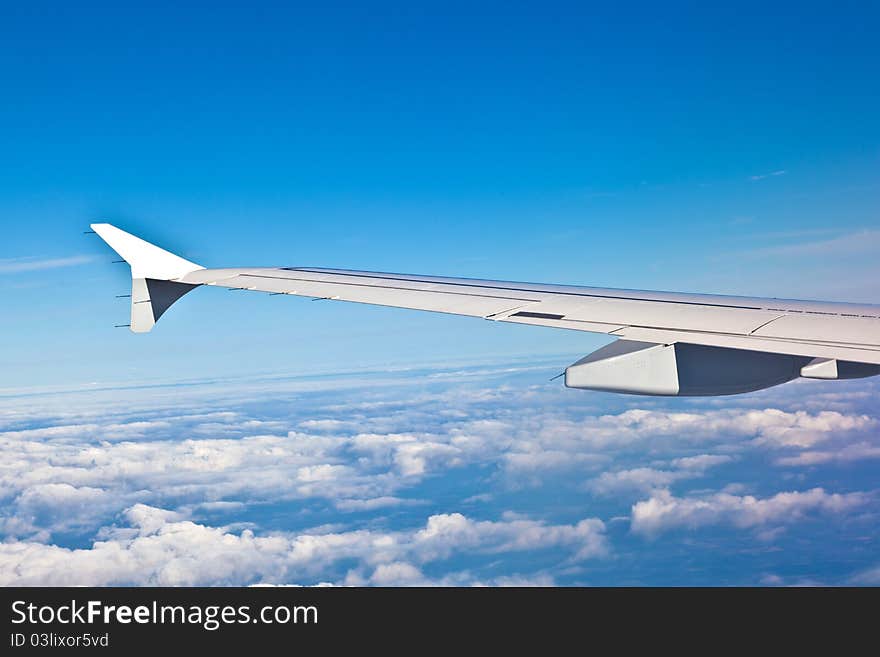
[1,2,879,586]
[0,1,877,387]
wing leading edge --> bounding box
[91,223,880,396]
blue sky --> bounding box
[1,1,878,387]
[0,2,878,585]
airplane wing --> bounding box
[90,223,880,396]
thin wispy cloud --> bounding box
[749,169,787,181]
[0,255,96,273]
[744,229,880,259]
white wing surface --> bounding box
[91,223,880,396]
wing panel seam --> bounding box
[238,272,538,303]
[283,269,768,310]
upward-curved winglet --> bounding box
[90,223,204,280]
[91,223,204,333]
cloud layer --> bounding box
[1,363,878,585]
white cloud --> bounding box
[587,454,733,496]
[849,565,880,586]
[518,407,873,453]
[1,484,120,540]
[298,419,356,431]
[346,565,556,587]
[414,513,607,562]
[671,454,733,470]
[490,573,556,587]
[740,409,872,448]
[394,441,463,476]
[588,468,682,496]
[334,496,417,512]
[631,488,866,537]
[775,442,880,466]
[745,229,880,259]
[749,170,787,181]
[0,505,607,586]
[504,450,606,475]
[367,562,426,586]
